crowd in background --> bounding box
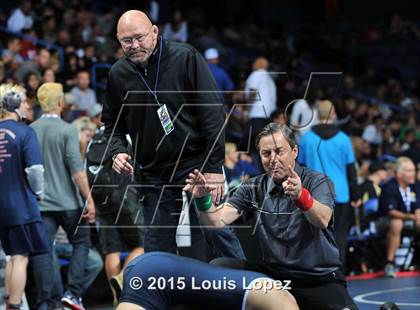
[1,0,420,308]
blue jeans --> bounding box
[140,172,245,259]
[29,210,91,306]
[53,243,103,294]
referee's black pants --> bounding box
[210,257,358,310]
[334,202,354,273]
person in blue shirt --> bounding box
[117,252,298,310]
[204,48,234,97]
[224,142,259,190]
[298,100,360,273]
[0,86,48,310]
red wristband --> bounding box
[295,188,314,211]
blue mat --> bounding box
[348,276,420,309]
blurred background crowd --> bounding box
[1,0,419,164]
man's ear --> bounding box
[152,25,159,36]
[293,146,298,160]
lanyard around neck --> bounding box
[132,37,163,106]
[41,114,60,118]
[399,186,411,212]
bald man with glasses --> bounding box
[102,9,245,277]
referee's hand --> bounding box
[282,165,302,200]
[203,172,225,204]
[112,153,134,175]
[183,169,216,198]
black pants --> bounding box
[210,258,358,310]
[334,202,353,272]
[138,171,245,261]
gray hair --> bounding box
[255,123,297,150]
[394,156,413,173]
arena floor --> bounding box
[88,274,420,310]
[348,275,420,310]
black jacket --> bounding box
[102,38,225,180]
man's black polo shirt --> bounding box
[226,163,341,277]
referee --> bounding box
[184,123,358,310]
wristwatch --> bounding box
[112,154,118,161]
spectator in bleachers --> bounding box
[298,100,360,273]
[61,92,78,123]
[240,57,277,157]
[78,44,98,70]
[378,156,420,277]
[77,8,94,44]
[55,29,73,52]
[61,53,80,90]
[351,137,371,183]
[362,115,384,146]
[29,82,95,310]
[22,72,41,120]
[349,162,388,273]
[46,57,60,77]
[162,10,188,43]
[359,162,388,228]
[289,89,319,139]
[88,103,103,131]
[40,14,57,43]
[14,48,50,83]
[224,142,259,190]
[1,38,24,72]
[72,116,97,160]
[270,108,287,125]
[383,127,398,157]
[204,48,234,96]
[70,71,97,112]
[6,0,33,33]
[42,68,55,83]
[18,28,37,60]
[347,101,369,137]
[22,72,40,99]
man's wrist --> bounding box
[295,187,314,212]
[193,194,213,212]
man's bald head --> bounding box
[117,10,159,66]
[117,10,152,36]
[253,57,269,71]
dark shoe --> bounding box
[110,273,124,301]
[61,291,85,310]
[384,263,396,278]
